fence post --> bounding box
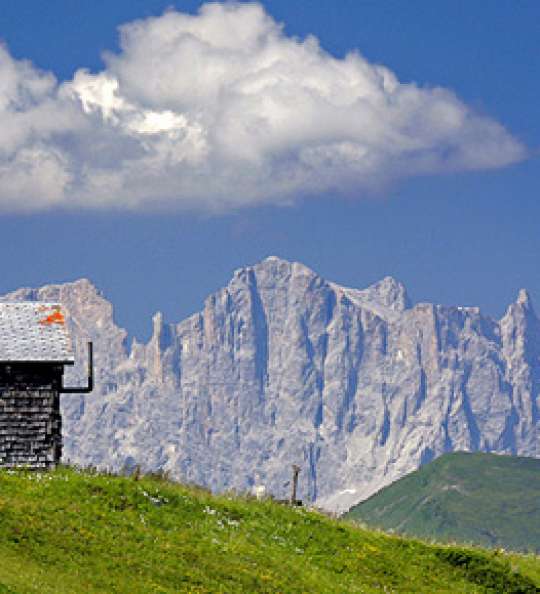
[290,464,301,504]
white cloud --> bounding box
[0,3,526,212]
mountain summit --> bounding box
[3,258,539,513]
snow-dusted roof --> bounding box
[0,303,74,363]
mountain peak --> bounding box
[263,255,288,264]
[517,288,532,308]
[235,256,320,284]
[0,277,102,303]
[363,275,412,312]
[257,255,313,273]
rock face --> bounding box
[2,257,539,512]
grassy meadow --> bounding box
[345,452,540,554]
[0,467,536,593]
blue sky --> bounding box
[0,1,538,340]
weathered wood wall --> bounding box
[0,389,61,468]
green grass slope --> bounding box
[345,452,540,554]
[0,467,536,593]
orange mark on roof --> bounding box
[39,309,65,325]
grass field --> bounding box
[0,466,536,593]
[345,452,540,554]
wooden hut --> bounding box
[0,303,92,469]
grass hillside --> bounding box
[345,452,540,554]
[0,467,537,593]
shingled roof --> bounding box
[0,303,74,363]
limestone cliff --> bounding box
[3,257,538,512]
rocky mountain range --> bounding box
[2,257,539,512]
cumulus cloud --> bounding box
[0,2,526,212]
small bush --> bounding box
[435,547,538,593]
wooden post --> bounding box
[290,464,301,504]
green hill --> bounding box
[0,467,536,592]
[345,452,540,554]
